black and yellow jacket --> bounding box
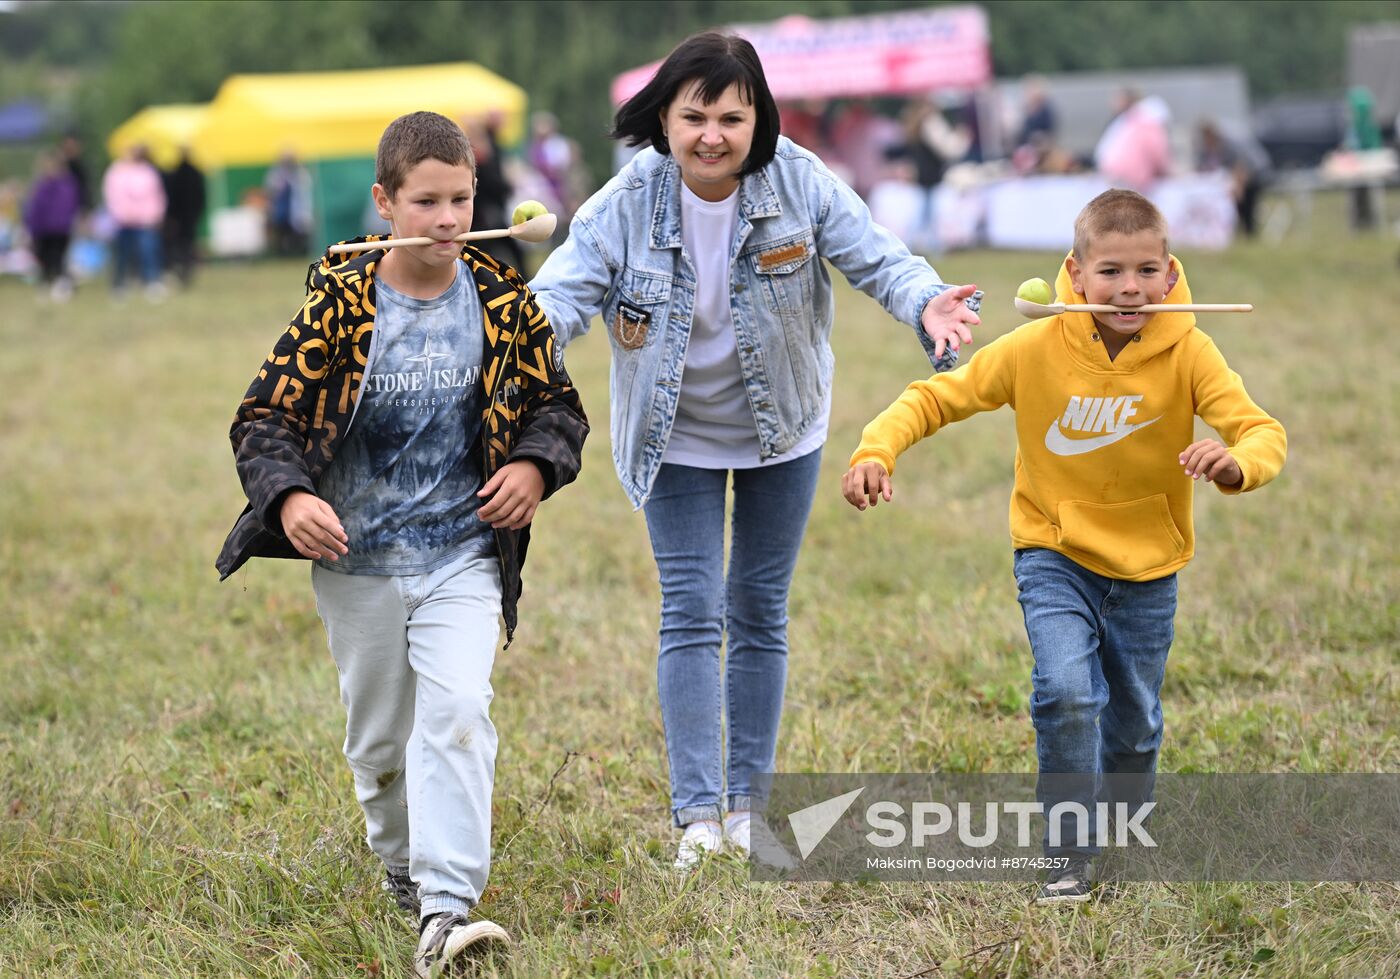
[216,239,589,641]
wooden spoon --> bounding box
[1014,297,1253,318]
[327,212,558,255]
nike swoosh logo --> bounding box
[1044,415,1162,456]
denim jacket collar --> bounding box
[649,156,783,251]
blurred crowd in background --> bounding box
[1,66,1396,303]
[4,135,206,303]
[0,105,597,304]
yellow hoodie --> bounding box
[851,255,1286,581]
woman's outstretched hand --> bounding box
[921,284,981,360]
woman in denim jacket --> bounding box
[531,32,981,869]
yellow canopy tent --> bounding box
[193,62,527,167]
[107,104,209,169]
[168,62,528,252]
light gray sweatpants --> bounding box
[311,548,501,921]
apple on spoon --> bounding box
[1012,277,1252,319]
[510,199,550,228]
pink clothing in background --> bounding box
[102,158,167,228]
[1096,97,1172,189]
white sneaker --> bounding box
[673,819,723,871]
[724,811,799,870]
[413,913,509,977]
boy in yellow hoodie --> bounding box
[843,190,1286,903]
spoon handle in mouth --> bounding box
[327,228,514,255]
[327,217,554,255]
[1063,303,1254,313]
[328,235,436,254]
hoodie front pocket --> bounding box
[1056,495,1185,574]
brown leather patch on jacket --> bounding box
[612,301,651,350]
[757,242,809,270]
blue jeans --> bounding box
[1013,547,1176,858]
[112,226,162,290]
[643,448,822,826]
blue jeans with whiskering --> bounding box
[1013,547,1176,859]
[643,449,822,827]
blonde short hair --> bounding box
[1073,189,1168,259]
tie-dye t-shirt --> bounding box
[316,262,494,574]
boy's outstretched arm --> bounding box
[842,462,892,510]
[1189,339,1287,495]
[1179,439,1243,487]
[844,331,1018,505]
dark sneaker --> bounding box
[382,871,420,915]
[1036,857,1094,905]
[413,913,510,977]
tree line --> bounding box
[2,0,1391,180]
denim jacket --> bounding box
[532,136,970,508]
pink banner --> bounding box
[611,6,991,105]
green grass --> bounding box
[2,193,1397,977]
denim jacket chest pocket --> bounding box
[745,232,816,316]
[606,268,671,352]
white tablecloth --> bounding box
[868,173,1238,253]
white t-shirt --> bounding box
[664,182,826,469]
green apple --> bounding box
[511,199,549,227]
[1016,277,1054,305]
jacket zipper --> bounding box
[483,304,523,644]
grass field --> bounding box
[1,192,1397,977]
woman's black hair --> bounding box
[610,32,781,177]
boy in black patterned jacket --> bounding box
[215,112,586,975]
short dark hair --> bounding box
[1073,189,1168,259]
[610,32,780,177]
[376,111,476,199]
